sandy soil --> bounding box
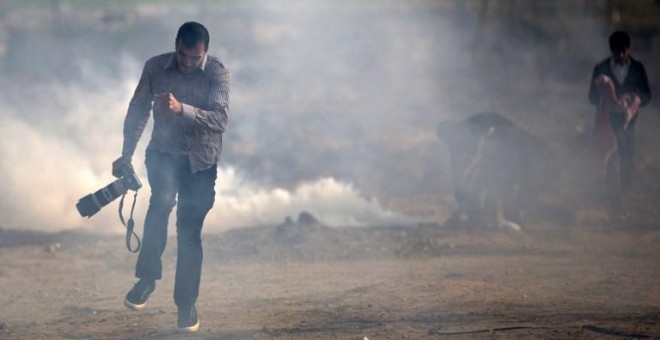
[1,215,659,340]
[1,2,659,339]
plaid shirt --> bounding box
[121,52,230,172]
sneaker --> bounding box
[177,305,200,333]
[124,279,155,311]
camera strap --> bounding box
[119,190,142,253]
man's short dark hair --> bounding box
[609,30,630,50]
[176,22,210,50]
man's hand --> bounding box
[622,93,641,130]
[594,74,626,109]
[112,156,132,178]
[154,92,183,116]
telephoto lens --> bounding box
[76,179,129,217]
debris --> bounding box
[297,211,319,225]
[45,242,61,254]
[275,212,327,244]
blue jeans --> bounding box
[135,149,217,307]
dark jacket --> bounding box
[588,57,651,130]
[589,57,651,107]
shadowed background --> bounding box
[0,0,659,233]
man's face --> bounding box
[611,46,630,65]
[176,40,206,74]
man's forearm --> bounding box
[177,66,230,132]
[180,103,228,133]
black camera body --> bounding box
[76,164,142,218]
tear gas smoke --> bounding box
[0,75,413,233]
[1,1,646,233]
[0,1,458,233]
[0,83,413,233]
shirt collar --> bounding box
[163,52,209,72]
[610,57,630,69]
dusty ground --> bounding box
[1,213,659,340]
[1,2,660,339]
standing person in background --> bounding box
[588,30,651,220]
[112,21,230,332]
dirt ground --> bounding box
[1,213,659,340]
[2,2,660,339]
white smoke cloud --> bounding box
[0,1,498,234]
[209,168,415,231]
[0,116,98,230]
[0,1,633,234]
[0,75,414,233]
[0,73,140,232]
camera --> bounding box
[76,164,142,218]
